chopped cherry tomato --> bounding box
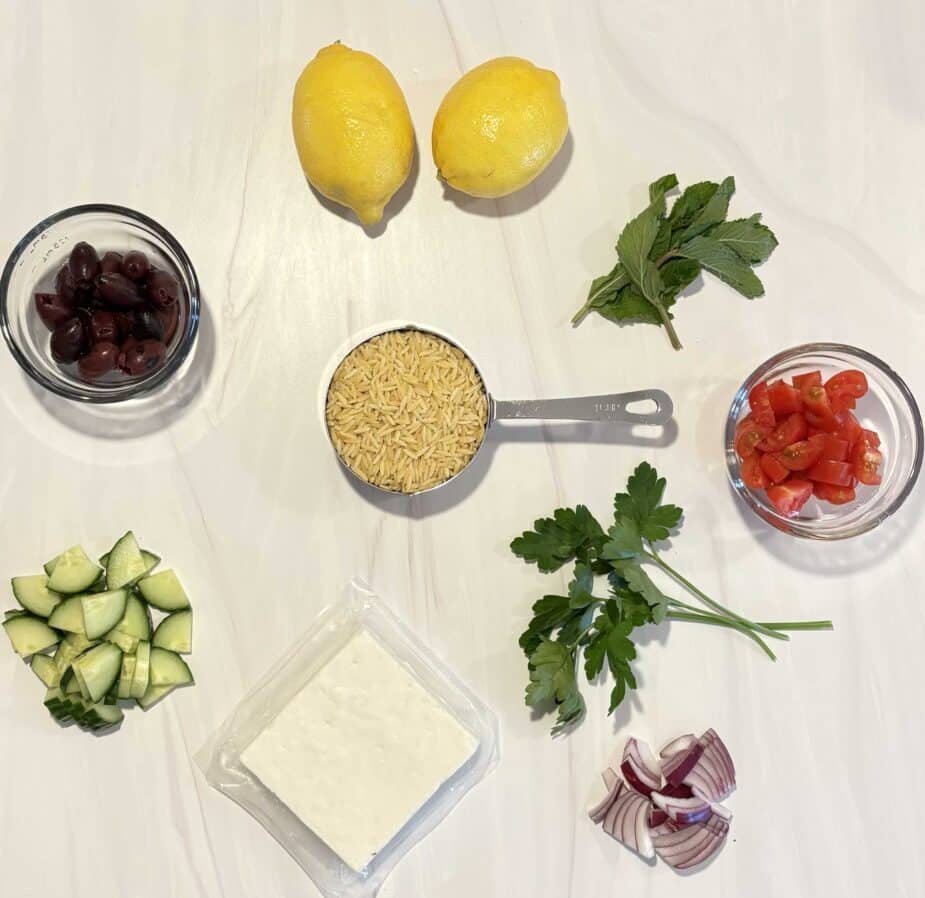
[832,409,862,447]
[759,453,790,483]
[747,382,776,429]
[825,370,868,405]
[757,412,808,453]
[807,426,826,438]
[852,436,883,486]
[801,384,838,431]
[776,434,826,471]
[767,480,814,517]
[860,428,881,448]
[734,415,770,459]
[829,394,856,413]
[807,459,854,486]
[741,453,770,490]
[792,371,823,390]
[767,380,803,416]
[813,482,856,505]
[819,434,849,462]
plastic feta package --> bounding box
[196,579,499,897]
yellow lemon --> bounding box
[432,57,568,199]
[292,43,414,226]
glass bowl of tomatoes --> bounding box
[726,343,923,539]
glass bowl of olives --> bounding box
[0,204,200,402]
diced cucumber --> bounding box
[117,654,137,699]
[152,609,193,654]
[137,684,176,710]
[137,570,190,611]
[62,669,81,695]
[2,615,60,656]
[89,703,124,729]
[129,641,151,699]
[71,643,122,703]
[11,575,62,618]
[80,589,127,640]
[64,632,98,653]
[47,595,86,634]
[44,687,72,722]
[100,548,160,575]
[105,629,138,654]
[107,592,151,641]
[105,532,148,589]
[31,653,61,688]
[46,546,102,595]
[148,647,194,687]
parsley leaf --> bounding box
[613,461,683,543]
[573,173,778,349]
[510,505,605,572]
[611,560,671,624]
[526,640,586,734]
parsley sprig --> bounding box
[572,174,778,350]
[512,462,832,735]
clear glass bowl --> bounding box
[0,204,200,403]
[726,343,923,539]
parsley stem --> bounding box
[646,548,787,642]
[667,610,777,661]
[760,620,834,631]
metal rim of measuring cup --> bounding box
[323,323,493,497]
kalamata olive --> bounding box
[121,250,150,281]
[131,309,164,342]
[100,251,123,274]
[68,241,100,287]
[35,293,75,330]
[55,265,78,303]
[146,269,179,309]
[89,309,119,344]
[77,341,119,382]
[113,311,134,337]
[95,272,146,309]
[50,316,87,364]
[120,339,167,377]
[157,301,180,344]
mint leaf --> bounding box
[708,214,778,264]
[649,173,679,202]
[650,218,673,261]
[586,263,631,311]
[676,176,736,242]
[668,181,719,230]
[511,505,605,572]
[596,286,666,326]
[526,640,585,734]
[660,258,701,302]
[602,517,643,559]
[678,235,764,298]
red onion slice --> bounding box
[682,730,736,802]
[659,781,694,799]
[651,792,712,826]
[710,802,733,822]
[621,737,662,796]
[589,776,623,823]
[605,787,655,859]
[662,741,704,786]
[653,815,730,870]
[602,766,619,790]
[649,807,669,828]
[659,733,696,759]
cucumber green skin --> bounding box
[152,610,193,654]
[11,575,62,618]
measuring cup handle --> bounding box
[492,390,673,426]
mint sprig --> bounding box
[572,175,778,350]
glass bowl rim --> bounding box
[0,203,200,404]
[725,341,924,540]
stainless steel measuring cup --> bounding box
[323,324,674,496]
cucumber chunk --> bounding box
[137,684,176,710]
[152,610,193,654]
[80,589,127,640]
[46,547,102,595]
[137,570,190,611]
[107,592,151,641]
[2,615,60,656]
[71,643,122,703]
[62,668,82,694]
[148,647,194,687]
[100,548,160,575]
[31,653,61,688]
[11,575,62,618]
[129,641,151,699]
[89,703,124,729]
[105,629,139,654]
[47,595,86,634]
[117,654,137,699]
[64,632,98,654]
[105,532,148,589]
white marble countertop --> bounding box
[2,1,924,895]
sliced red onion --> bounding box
[652,815,729,871]
[602,766,619,790]
[604,787,655,859]
[659,781,694,799]
[710,802,733,822]
[649,807,669,828]
[649,816,680,838]
[659,733,696,759]
[651,792,712,826]
[589,776,623,823]
[681,730,736,802]
[662,741,704,786]
[621,737,662,796]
